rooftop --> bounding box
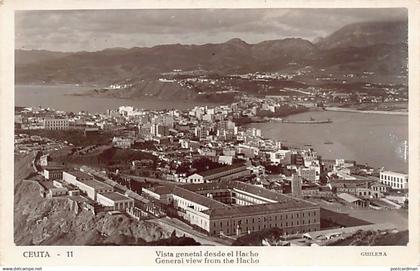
[78,178,113,191]
[337,193,362,203]
[145,185,175,195]
[98,191,133,202]
[195,163,247,178]
[65,170,93,180]
[203,200,318,218]
[381,171,408,176]
[172,186,228,209]
[44,165,65,170]
[176,181,318,218]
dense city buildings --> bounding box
[13,99,409,245]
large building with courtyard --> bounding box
[143,180,320,236]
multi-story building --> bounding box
[43,118,69,130]
[43,166,65,180]
[112,137,133,149]
[143,181,320,236]
[298,167,317,182]
[63,170,114,200]
[268,149,291,165]
[380,171,408,189]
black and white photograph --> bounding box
[10,7,413,250]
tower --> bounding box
[291,174,302,197]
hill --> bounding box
[15,20,408,91]
[13,155,175,245]
[316,20,407,49]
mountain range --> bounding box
[15,20,407,85]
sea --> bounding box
[15,85,409,172]
[15,84,213,112]
[245,111,408,173]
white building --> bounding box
[118,106,134,116]
[186,173,205,184]
[218,155,233,165]
[268,150,291,164]
[63,170,114,200]
[380,171,408,189]
[96,192,134,211]
[43,166,64,180]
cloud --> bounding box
[15,8,407,52]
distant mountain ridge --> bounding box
[15,20,407,85]
[316,20,407,49]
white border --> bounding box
[1,0,419,267]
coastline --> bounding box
[324,107,408,116]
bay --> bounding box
[15,85,408,173]
[245,111,408,173]
[15,85,212,113]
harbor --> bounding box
[272,117,332,124]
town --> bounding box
[14,95,408,246]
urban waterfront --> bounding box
[247,111,408,173]
[15,85,214,112]
[16,85,408,173]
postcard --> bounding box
[1,0,419,267]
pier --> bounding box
[272,117,332,124]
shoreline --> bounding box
[324,107,408,116]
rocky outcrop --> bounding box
[14,156,170,245]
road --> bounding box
[150,216,233,246]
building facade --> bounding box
[380,171,408,189]
[143,181,320,237]
[43,118,69,130]
[63,170,114,200]
[43,166,64,180]
[97,192,135,211]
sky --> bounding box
[15,8,407,52]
